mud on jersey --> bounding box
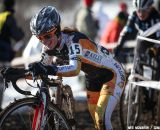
[41,31,126,91]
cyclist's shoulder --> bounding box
[62,30,89,43]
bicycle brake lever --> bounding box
[31,72,37,82]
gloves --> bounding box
[28,62,58,76]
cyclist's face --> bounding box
[136,8,151,21]
[37,28,58,49]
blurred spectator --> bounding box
[100,2,128,48]
[0,0,24,62]
[75,0,99,41]
[155,0,160,12]
[92,1,110,42]
[0,0,24,110]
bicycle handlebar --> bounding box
[1,67,61,96]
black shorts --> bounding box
[85,68,114,91]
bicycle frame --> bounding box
[0,65,75,130]
[32,84,49,130]
[31,76,65,130]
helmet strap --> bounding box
[55,25,61,38]
[54,35,61,49]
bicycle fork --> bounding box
[32,86,49,130]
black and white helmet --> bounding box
[30,6,61,36]
[133,0,153,10]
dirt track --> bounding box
[75,100,121,130]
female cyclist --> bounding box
[29,6,126,130]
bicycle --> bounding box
[0,66,76,130]
[119,36,160,130]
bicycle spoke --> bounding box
[29,110,32,130]
[0,98,72,130]
[16,110,30,130]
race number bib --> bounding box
[69,44,82,56]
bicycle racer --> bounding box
[29,6,126,130]
[114,0,160,114]
[114,0,160,74]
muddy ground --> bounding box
[75,100,121,130]
[75,99,160,130]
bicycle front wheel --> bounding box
[0,97,72,130]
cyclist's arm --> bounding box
[56,43,82,77]
[115,13,138,56]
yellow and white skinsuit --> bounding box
[41,31,126,130]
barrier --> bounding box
[127,35,160,127]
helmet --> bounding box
[30,6,61,36]
[83,0,94,7]
[3,0,15,8]
[133,0,153,10]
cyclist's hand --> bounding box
[28,62,58,76]
[45,64,58,75]
[28,62,46,76]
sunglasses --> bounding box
[37,27,57,42]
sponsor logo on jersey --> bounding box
[114,62,125,81]
[84,51,103,63]
[58,66,73,72]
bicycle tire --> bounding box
[0,97,72,130]
[156,92,160,125]
[119,84,141,129]
[119,90,126,130]
[61,85,76,129]
[130,86,141,126]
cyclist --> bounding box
[114,0,160,74]
[29,6,126,130]
[114,0,160,111]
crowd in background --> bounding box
[0,0,160,56]
[0,0,158,87]
[0,0,160,129]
